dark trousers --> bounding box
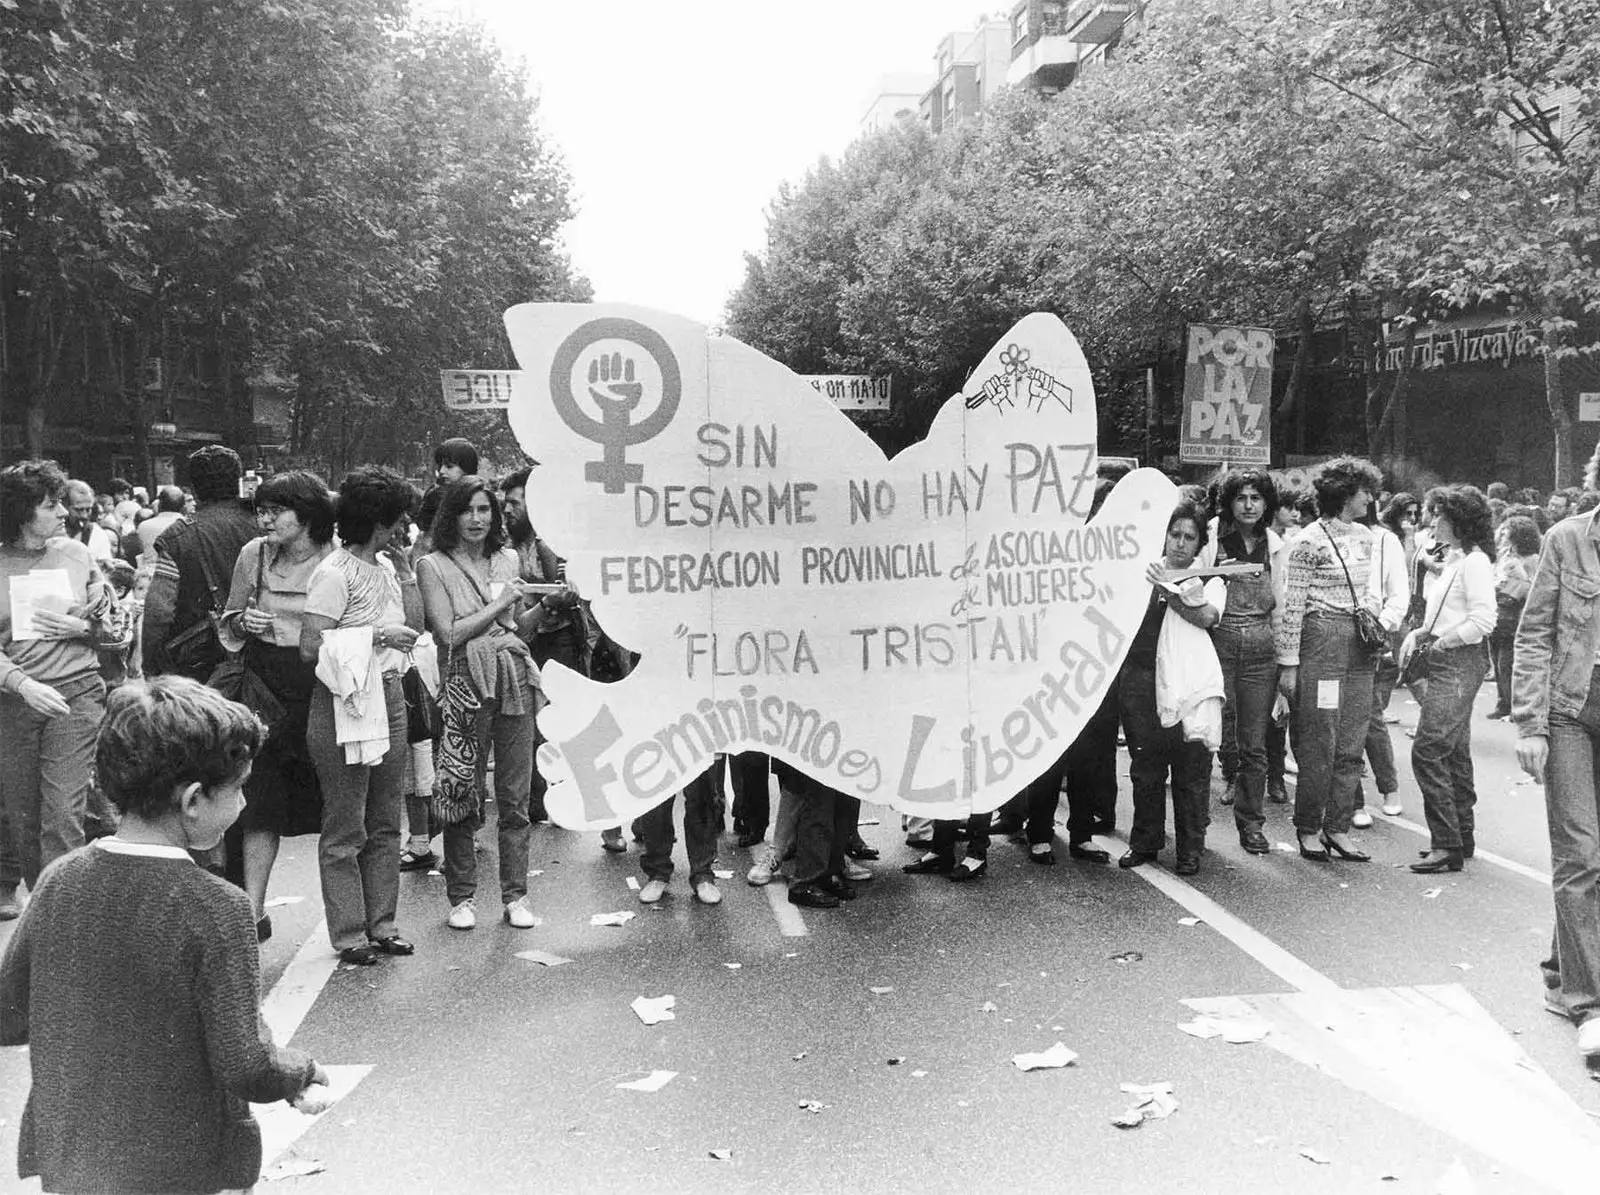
[1293,613,1375,837]
[728,751,772,838]
[1489,626,1516,713]
[1411,642,1489,851]
[1213,618,1276,834]
[930,812,991,861]
[442,686,536,907]
[1266,710,1289,799]
[777,761,856,883]
[1120,665,1211,858]
[1019,682,1120,844]
[638,771,721,884]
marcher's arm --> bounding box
[1441,552,1497,647]
[0,909,32,1046]
[1511,533,1562,739]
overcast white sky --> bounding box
[435,1,1001,327]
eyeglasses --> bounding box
[256,504,290,520]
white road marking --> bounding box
[1369,810,1552,885]
[261,920,337,1046]
[254,1063,372,1164]
[1091,834,1600,1192]
[764,878,809,937]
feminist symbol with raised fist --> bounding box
[549,317,682,493]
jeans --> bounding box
[442,685,536,907]
[1489,625,1516,713]
[639,770,721,883]
[1214,618,1276,834]
[1120,665,1211,858]
[307,675,406,951]
[1543,667,1600,1024]
[0,674,105,887]
[1407,641,1488,851]
[1363,644,1401,800]
[1293,612,1375,837]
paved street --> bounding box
[4,682,1598,1194]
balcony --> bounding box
[1006,33,1078,87]
[1066,0,1134,44]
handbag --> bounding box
[1323,524,1388,654]
[207,544,286,727]
[401,665,437,744]
[1399,567,1459,687]
[429,672,482,825]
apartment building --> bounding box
[1007,0,1142,94]
[860,72,933,138]
[918,19,1012,135]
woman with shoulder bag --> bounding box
[217,471,334,941]
[1401,485,1497,874]
[1275,456,1386,864]
[300,467,423,965]
[416,477,544,931]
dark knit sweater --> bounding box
[0,843,317,1193]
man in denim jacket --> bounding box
[1512,498,1600,1059]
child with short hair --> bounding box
[1,675,329,1193]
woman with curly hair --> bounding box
[0,460,128,909]
[1276,456,1386,863]
[417,477,544,931]
[1402,485,1497,873]
[1198,469,1281,855]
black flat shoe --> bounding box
[1298,836,1329,862]
[1320,833,1371,863]
[1118,850,1158,869]
[1068,841,1110,864]
[256,916,273,943]
[989,818,1023,836]
[817,873,858,900]
[1240,830,1271,855]
[788,881,840,908]
[338,945,381,966]
[902,854,954,875]
[1174,856,1200,876]
[1030,847,1058,866]
[367,935,415,956]
[948,858,987,882]
[1410,849,1464,873]
[846,837,880,860]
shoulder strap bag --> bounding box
[1323,524,1388,654]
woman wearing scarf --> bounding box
[416,477,543,931]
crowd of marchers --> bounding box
[4,437,1600,1192]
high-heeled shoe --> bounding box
[1410,849,1464,873]
[1320,833,1371,862]
[1298,835,1329,861]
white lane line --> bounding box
[764,878,809,937]
[1092,836,1343,996]
[1369,810,1552,885]
[261,920,338,1047]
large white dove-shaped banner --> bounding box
[502,304,1178,830]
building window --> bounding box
[1012,6,1030,44]
[1509,104,1562,162]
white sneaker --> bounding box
[693,879,722,905]
[1350,809,1373,828]
[503,897,536,928]
[638,878,668,904]
[1578,1018,1600,1057]
[842,859,872,882]
[1380,796,1403,816]
[747,847,781,886]
[447,899,476,930]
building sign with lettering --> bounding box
[798,374,892,410]
[1379,321,1542,372]
[1179,324,1273,467]
[502,304,1177,830]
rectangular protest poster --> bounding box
[497,303,1178,830]
[1179,324,1273,466]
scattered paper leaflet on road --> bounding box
[501,304,1177,829]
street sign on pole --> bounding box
[798,375,891,411]
[439,369,519,409]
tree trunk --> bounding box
[1366,321,1415,461]
[1544,323,1573,488]
[1273,295,1313,437]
